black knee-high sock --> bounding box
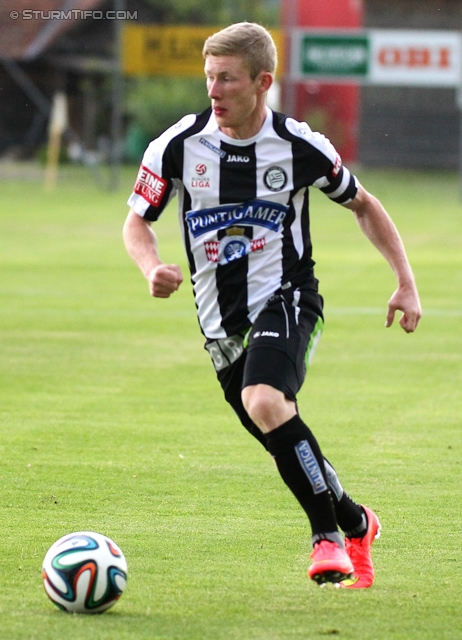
[266,414,341,543]
[323,459,367,536]
[238,403,367,538]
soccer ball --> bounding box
[42,531,128,614]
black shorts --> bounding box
[205,287,324,432]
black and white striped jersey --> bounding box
[127,106,358,340]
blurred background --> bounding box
[0,0,461,182]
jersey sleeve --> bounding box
[284,117,358,205]
[127,113,197,221]
[313,151,358,205]
[127,141,175,221]
[307,130,358,205]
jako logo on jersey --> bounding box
[186,199,288,238]
[196,163,207,175]
[199,137,227,159]
[134,165,167,207]
[264,166,288,191]
[227,155,250,163]
[332,153,342,177]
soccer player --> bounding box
[123,22,421,587]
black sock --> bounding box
[266,414,339,540]
[323,458,367,536]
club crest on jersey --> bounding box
[204,228,266,265]
[133,165,167,207]
[264,166,288,192]
[186,199,288,238]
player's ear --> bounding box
[257,72,273,94]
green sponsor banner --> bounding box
[301,35,370,77]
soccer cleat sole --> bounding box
[311,569,354,586]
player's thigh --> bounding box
[243,289,323,401]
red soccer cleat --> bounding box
[341,506,381,589]
[308,540,354,586]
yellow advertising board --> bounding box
[123,25,284,78]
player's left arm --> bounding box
[343,181,422,333]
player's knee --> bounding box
[242,384,294,433]
[242,385,273,425]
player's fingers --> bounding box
[151,274,182,298]
[170,264,184,285]
[150,281,175,297]
[147,264,183,298]
[153,267,180,286]
[157,265,183,287]
[385,305,396,328]
[399,310,420,333]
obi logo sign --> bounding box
[370,30,461,87]
[377,47,450,68]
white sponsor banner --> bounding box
[290,29,462,87]
[369,30,461,87]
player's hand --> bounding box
[385,285,422,333]
[147,263,183,298]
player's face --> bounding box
[205,55,270,139]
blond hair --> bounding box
[202,22,277,79]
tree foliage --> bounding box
[124,77,210,160]
[142,0,280,27]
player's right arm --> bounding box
[123,208,183,299]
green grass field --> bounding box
[1,163,461,639]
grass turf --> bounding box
[0,164,461,639]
